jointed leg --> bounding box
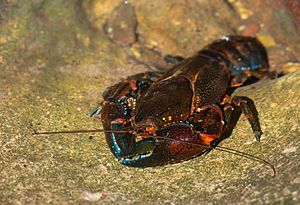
[204,95,262,154]
[231,96,263,141]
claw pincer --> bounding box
[91,36,269,167]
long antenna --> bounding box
[32,128,129,135]
[31,126,275,176]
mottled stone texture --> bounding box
[0,0,299,204]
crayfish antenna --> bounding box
[30,124,276,177]
[214,145,276,177]
[31,128,129,135]
[155,136,276,177]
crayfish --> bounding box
[34,36,275,175]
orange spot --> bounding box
[101,100,108,105]
[146,126,155,134]
[130,80,137,91]
[200,133,219,145]
[111,118,125,124]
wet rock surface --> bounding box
[104,2,137,45]
[0,0,299,204]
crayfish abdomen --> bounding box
[92,36,270,167]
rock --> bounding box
[104,2,138,45]
[0,1,299,204]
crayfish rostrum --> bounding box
[34,36,275,175]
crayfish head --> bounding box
[100,101,128,129]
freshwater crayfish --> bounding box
[34,35,275,175]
